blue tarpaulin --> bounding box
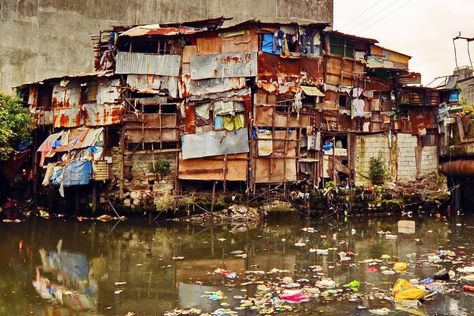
[262,33,279,55]
[62,160,92,187]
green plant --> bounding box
[149,159,171,177]
[369,152,387,184]
[0,92,32,160]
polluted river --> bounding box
[1,212,474,316]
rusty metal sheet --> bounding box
[116,52,181,76]
[257,53,301,80]
[179,73,247,98]
[97,79,121,104]
[30,108,53,126]
[301,57,324,85]
[53,108,83,128]
[190,52,257,80]
[256,80,299,95]
[28,86,38,107]
[84,104,124,126]
[52,82,81,109]
[120,25,200,37]
[409,108,436,134]
[185,105,196,134]
[127,74,179,98]
[181,128,249,159]
[397,72,422,85]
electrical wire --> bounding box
[453,37,459,69]
[348,0,400,33]
[338,0,382,29]
[354,0,414,34]
[467,41,473,69]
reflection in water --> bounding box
[33,239,102,311]
[0,214,473,315]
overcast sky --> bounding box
[334,0,474,85]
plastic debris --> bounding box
[316,279,336,289]
[393,262,407,273]
[280,290,310,303]
[392,279,426,300]
[343,280,361,292]
[433,268,450,281]
[428,255,442,263]
[369,308,391,315]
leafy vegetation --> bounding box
[369,152,387,184]
[0,92,32,160]
[148,159,171,177]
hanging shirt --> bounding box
[352,87,363,98]
[352,99,365,117]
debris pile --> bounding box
[179,204,266,230]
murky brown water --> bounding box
[1,213,474,316]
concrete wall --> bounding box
[397,133,417,180]
[354,134,393,186]
[420,146,438,175]
[0,0,333,93]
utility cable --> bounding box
[354,0,414,34]
[338,0,382,30]
[453,37,459,69]
[349,0,400,33]
[467,41,473,69]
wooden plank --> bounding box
[221,28,259,53]
[178,153,247,181]
[126,129,179,143]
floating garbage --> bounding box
[433,269,450,281]
[428,255,442,263]
[280,290,310,303]
[393,262,407,273]
[369,308,391,315]
[343,280,361,292]
[392,279,426,300]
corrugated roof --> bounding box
[120,25,202,37]
[15,71,114,89]
[115,52,182,76]
[327,30,378,44]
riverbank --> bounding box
[2,173,451,221]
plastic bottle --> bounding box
[463,285,474,292]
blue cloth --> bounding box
[322,144,333,151]
[62,160,92,187]
[53,140,62,148]
[214,115,223,129]
[262,33,279,55]
[48,251,89,283]
[88,146,99,154]
[50,168,63,185]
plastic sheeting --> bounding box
[181,127,249,159]
[262,33,279,55]
[62,160,92,187]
